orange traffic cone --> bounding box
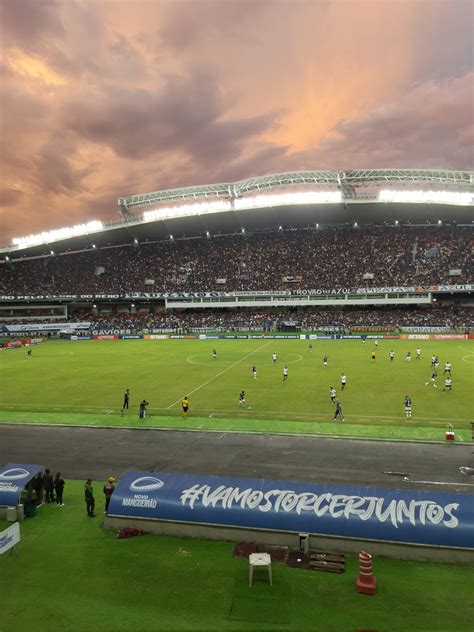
[356,551,377,595]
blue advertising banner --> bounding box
[0,463,43,507]
[108,472,474,549]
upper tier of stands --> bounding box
[1,226,472,295]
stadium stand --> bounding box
[0,226,472,295]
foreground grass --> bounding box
[0,409,471,442]
[1,480,473,631]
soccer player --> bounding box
[404,396,412,419]
[431,354,436,368]
[27,349,32,358]
[239,390,246,407]
[443,361,452,375]
[389,350,395,362]
[362,337,366,345]
[333,399,344,421]
[139,399,149,420]
[252,364,257,379]
[181,396,189,417]
[341,373,347,390]
[371,351,376,363]
[443,378,452,391]
[405,351,411,363]
[374,340,379,348]
[212,349,217,360]
[425,371,438,387]
[323,355,328,368]
[272,353,277,364]
[283,366,288,381]
[416,348,421,360]
[122,389,130,410]
[308,343,313,352]
[434,355,440,369]
[330,387,336,404]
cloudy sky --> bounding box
[1,0,473,242]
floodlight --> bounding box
[438,219,442,225]
[12,220,104,248]
[378,190,473,206]
[50,250,55,255]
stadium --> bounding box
[1,168,474,630]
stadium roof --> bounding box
[3,168,474,257]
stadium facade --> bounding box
[1,169,473,330]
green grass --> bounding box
[1,480,473,631]
[1,338,473,441]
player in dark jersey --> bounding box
[371,351,376,363]
[425,371,438,387]
[122,389,130,410]
[239,390,246,407]
[27,349,32,358]
[404,396,412,419]
[212,349,217,360]
[333,399,344,421]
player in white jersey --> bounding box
[330,387,337,404]
[341,373,347,390]
[272,353,277,364]
[443,378,452,391]
[443,362,451,375]
[416,348,421,360]
[239,390,246,407]
[283,366,288,381]
[374,340,379,348]
[323,355,328,368]
[431,355,436,368]
[252,364,257,379]
[389,350,395,362]
[405,351,411,363]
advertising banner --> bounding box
[92,335,119,340]
[0,464,43,507]
[107,472,474,549]
[0,523,20,555]
[4,323,90,332]
[0,284,472,302]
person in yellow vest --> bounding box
[181,396,189,417]
[371,351,376,363]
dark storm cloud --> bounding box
[0,0,473,244]
[61,68,280,163]
[0,0,64,44]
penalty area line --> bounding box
[166,341,273,409]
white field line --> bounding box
[166,341,273,409]
[0,400,471,427]
[187,353,303,367]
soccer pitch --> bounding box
[1,338,472,440]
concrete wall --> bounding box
[104,515,474,565]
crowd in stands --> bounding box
[1,226,472,295]
[3,305,472,331]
